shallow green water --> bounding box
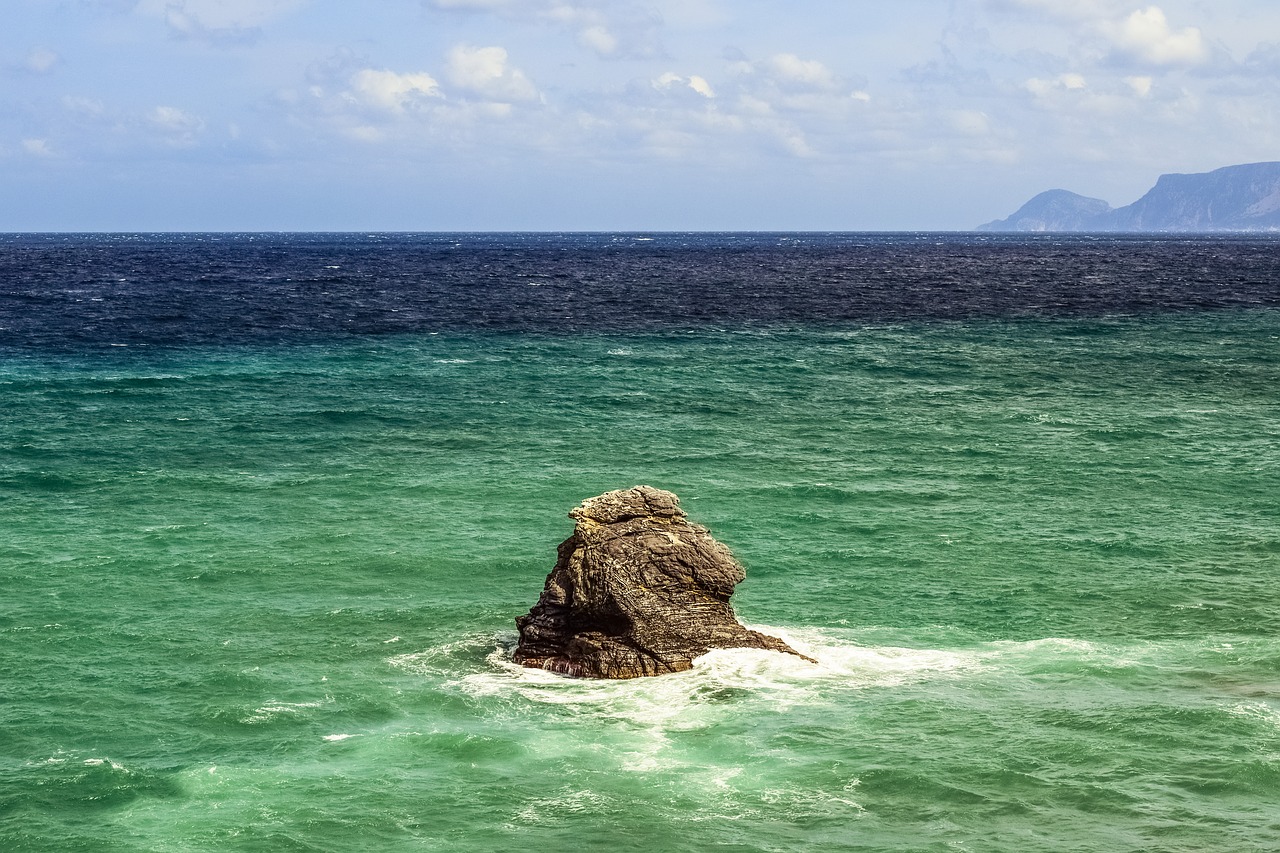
[4,312,1280,851]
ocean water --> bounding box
[2,233,1279,852]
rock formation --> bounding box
[978,161,1280,232]
[513,486,811,679]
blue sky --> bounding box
[5,0,1280,230]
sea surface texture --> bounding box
[2,233,1279,852]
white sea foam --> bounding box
[514,788,612,824]
[433,627,988,729]
[412,628,1255,731]
[982,636,1104,659]
[323,733,357,742]
[977,636,1169,672]
[743,625,983,687]
[29,752,125,772]
[82,758,127,771]
[242,698,331,724]
[1223,701,1280,729]
[758,784,865,817]
[388,634,498,677]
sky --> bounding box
[5,0,1280,230]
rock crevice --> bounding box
[513,486,811,679]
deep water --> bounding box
[2,234,1279,852]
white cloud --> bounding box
[283,49,547,151]
[765,54,839,89]
[147,105,205,145]
[950,109,992,136]
[734,94,772,116]
[985,2,1210,70]
[24,48,59,74]
[426,0,663,59]
[35,94,219,155]
[637,51,870,158]
[652,72,715,98]
[62,96,107,117]
[22,138,54,157]
[729,52,869,120]
[687,75,715,99]
[149,105,200,129]
[578,25,618,56]
[1106,6,1207,65]
[446,45,539,102]
[349,69,443,113]
[556,52,861,163]
[1024,77,1051,97]
[1025,72,1088,97]
[345,125,385,143]
[1125,75,1153,96]
[542,2,663,58]
[780,131,813,158]
[135,0,304,42]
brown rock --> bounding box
[513,486,813,678]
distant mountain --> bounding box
[977,189,1113,232]
[978,162,1280,232]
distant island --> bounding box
[978,162,1280,232]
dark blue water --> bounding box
[3,233,1278,350]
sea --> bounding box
[2,232,1278,852]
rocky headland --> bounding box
[513,486,812,679]
[978,162,1280,232]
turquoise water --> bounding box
[4,311,1280,851]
